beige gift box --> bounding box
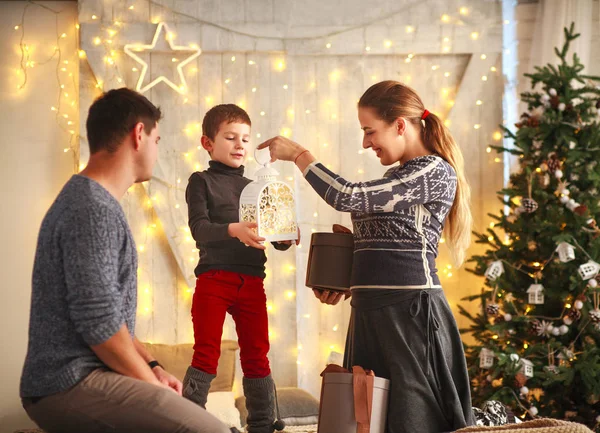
[317,365,390,433]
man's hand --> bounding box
[152,366,183,395]
[228,222,266,249]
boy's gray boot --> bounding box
[242,375,276,433]
[182,366,215,409]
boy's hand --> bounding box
[228,222,266,250]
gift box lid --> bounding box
[322,372,390,390]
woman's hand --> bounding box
[313,289,351,305]
[257,136,305,163]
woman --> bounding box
[258,80,474,433]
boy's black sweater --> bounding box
[186,160,289,279]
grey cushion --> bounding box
[236,387,319,426]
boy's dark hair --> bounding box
[202,104,251,140]
[86,88,162,154]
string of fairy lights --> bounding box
[11,0,507,369]
[13,1,81,173]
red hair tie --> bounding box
[421,109,430,120]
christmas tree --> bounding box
[460,24,600,431]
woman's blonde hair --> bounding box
[358,80,472,267]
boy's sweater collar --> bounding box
[208,160,245,176]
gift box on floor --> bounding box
[317,365,389,433]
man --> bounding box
[20,88,230,433]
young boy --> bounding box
[184,104,297,433]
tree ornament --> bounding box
[486,303,500,316]
[578,260,600,280]
[540,173,550,188]
[560,195,570,204]
[559,324,569,335]
[574,205,588,216]
[479,348,495,368]
[492,379,503,388]
[527,283,545,304]
[590,293,600,323]
[504,313,513,322]
[529,406,539,417]
[558,102,566,111]
[519,358,534,378]
[563,315,573,325]
[546,154,561,172]
[509,353,520,362]
[484,261,504,281]
[520,386,529,396]
[556,242,576,262]
[555,169,563,179]
[551,327,560,336]
[521,198,538,213]
[529,319,544,335]
[527,241,537,251]
[549,88,557,97]
[514,372,528,388]
[568,308,582,323]
[569,141,577,149]
[589,278,598,288]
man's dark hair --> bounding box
[86,88,162,154]
[202,104,251,141]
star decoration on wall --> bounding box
[124,22,201,95]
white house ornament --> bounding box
[484,261,504,281]
[479,348,495,368]
[556,242,576,263]
[239,154,298,242]
[519,358,534,378]
[578,260,600,280]
[526,284,545,304]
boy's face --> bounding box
[202,121,251,168]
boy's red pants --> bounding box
[191,269,271,379]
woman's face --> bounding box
[358,106,405,166]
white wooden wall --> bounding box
[78,0,504,396]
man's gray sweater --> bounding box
[20,175,137,398]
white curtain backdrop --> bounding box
[529,0,595,73]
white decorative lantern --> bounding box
[526,284,545,304]
[239,162,298,242]
[556,242,576,263]
[479,348,495,369]
[485,261,504,281]
[578,260,600,280]
[519,358,534,378]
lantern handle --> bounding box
[254,147,271,168]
